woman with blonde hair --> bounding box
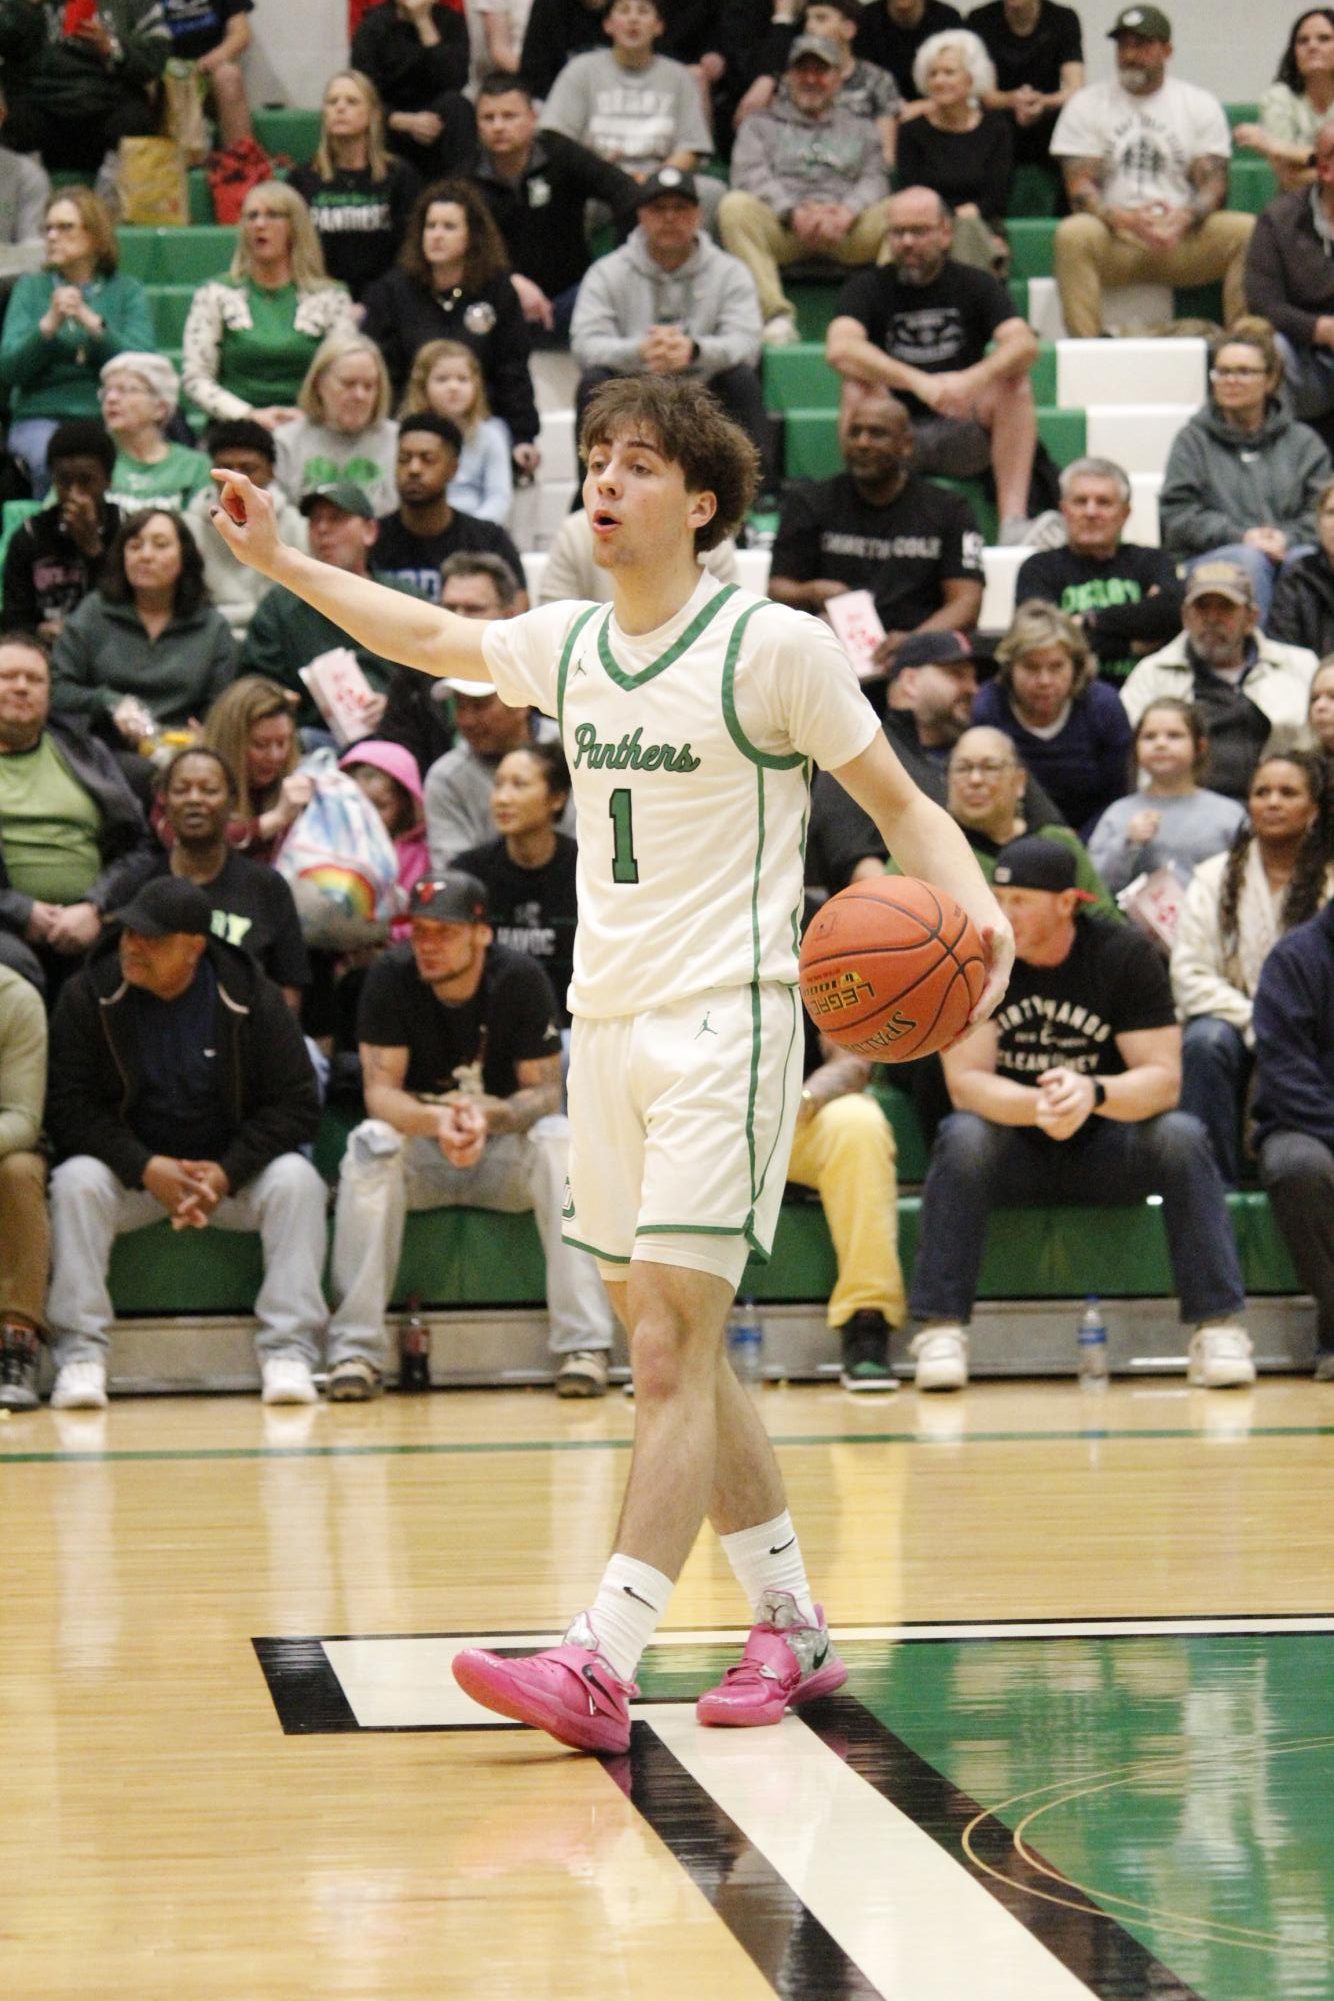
[896,29,1012,272]
[274,333,399,513]
[201,675,314,863]
[973,599,1132,833]
[290,70,420,301]
[181,181,357,431]
[399,338,512,524]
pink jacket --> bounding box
[339,738,430,939]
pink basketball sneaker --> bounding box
[696,1589,847,1727]
[452,1616,638,1754]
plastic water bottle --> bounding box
[728,1297,765,1386]
[1077,1295,1109,1389]
[399,1310,431,1391]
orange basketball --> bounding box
[799,877,987,1062]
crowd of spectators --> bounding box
[5,0,1334,1417]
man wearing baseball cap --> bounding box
[908,833,1254,1392]
[328,868,616,1398]
[1049,7,1254,336]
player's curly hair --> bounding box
[578,376,760,553]
[1218,748,1332,955]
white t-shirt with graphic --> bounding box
[539,50,712,177]
[1050,77,1231,212]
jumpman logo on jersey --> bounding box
[695,1012,718,1038]
[571,657,588,678]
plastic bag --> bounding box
[162,59,210,167]
[115,137,189,226]
[275,749,399,950]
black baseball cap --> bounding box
[993,836,1096,900]
[886,629,995,681]
[409,872,490,924]
[637,165,699,206]
[116,877,213,937]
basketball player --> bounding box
[210,377,1013,1755]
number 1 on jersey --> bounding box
[609,787,639,884]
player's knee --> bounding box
[626,1300,705,1403]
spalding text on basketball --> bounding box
[851,1011,920,1052]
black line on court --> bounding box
[806,1695,1204,2001]
[252,1638,359,1734]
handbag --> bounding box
[275,749,400,950]
[206,135,291,225]
[114,136,189,227]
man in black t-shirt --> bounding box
[327,871,615,1399]
[769,383,983,668]
[1015,456,1182,685]
[969,0,1084,179]
[907,837,1252,1392]
[827,186,1040,540]
[373,416,527,606]
[161,0,253,148]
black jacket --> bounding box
[0,716,157,941]
[1,498,122,630]
[361,266,539,443]
[349,0,469,112]
[470,133,636,300]
[46,931,320,1193]
[1268,547,1334,657]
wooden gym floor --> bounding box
[3,1377,1332,2000]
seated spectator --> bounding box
[1015,456,1183,685]
[1050,10,1254,339]
[1310,653,1334,754]
[379,549,524,777]
[399,340,512,526]
[425,649,574,867]
[0,0,167,175]
[1234,11,1334,194]
[470,71,636,344]
[731,0,901,170]
[1171,748,1333,1186]
[935,722,1119,914]
[1121,559,1318,800]
[185,420,310,641]
[970,0,1085,203]
[571,169,768,466]
[453,740,578,1021]
[327,870,617,1399]
[152,748,311,1007]
[361,179,541,478]
[462,0,525,88]
[44,877,326,1410]
[100,354,212,516]
[1251,892,1334,1378]
[973,601,1132,834]
[161,0,254,148]
[274,333,400,516]
[350,0,474,182]
[720,36,892,348]
[826,185,1039,541]
[1245,119,1334,424]
[0,962,46,1411]
[541,0,719,222]
[372,415,526,603]
[769,382,983,681]
[0,634,154,998]
[1270,478,1334,654]
[200,676,313,865]
[339,738,431,939]
[855,0,964,109]
[907,834,1254,1392]
[182,182,357,434]
[240,482,407,733]
[539,504,738,602]
[895,30,1012,269]
[289,71,421,304]
[0,189,153,497]
[1159,318,1331,624]
[51,510,236,751]
[0,84,50,280]
[1,420,120,644]
[519,0,608,101]
[1088,698,1247,896]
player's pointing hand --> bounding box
[208,468,283,577]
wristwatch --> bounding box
[1091,1079,1107,1110]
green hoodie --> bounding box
[0,267,155,420]
[0,0,170,121]
[50,590,237,728]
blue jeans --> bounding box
[1180,1015,1251,1189]
[908,1110,1246,1326]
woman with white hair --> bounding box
[181,181,357,432]
[100,353,212,515]
[895,29,1012,271]
[273,333,399,515]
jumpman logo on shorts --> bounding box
[696,1012,718,1038]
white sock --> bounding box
[719,1511,818,1628]
[579,1553,673,1682]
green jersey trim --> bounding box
[555,602,602,742]
[751,983,800,1217]
[596,582,739,691]
[721,602,807,773]
[562,1232,631,1263]
[634,1223,747,1237]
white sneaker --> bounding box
[762,312,800,346]
[1187,1323,1255,1389]
[260,1355,318,1405]
[910,1325,968,1392]
[50,1360,108,1410]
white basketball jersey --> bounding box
[482,575,878,1019]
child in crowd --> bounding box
[399,339,513,526]
[339,738,430,939]
[1088,699,1247,895]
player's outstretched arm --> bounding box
[207,470,494,685]
[827,730,1015,1025]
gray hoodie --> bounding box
[728,95,889,218]
[1159,399,1333,560]
[0,145,48,278]
[570,226,762,378]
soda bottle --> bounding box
[727,1297,764,1386]
[1077,1295,1109,1389]
[399,1309,431,1391]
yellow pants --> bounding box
[785,1092,905,1330]
[1052,209,1255,337]
[717,190,893,324]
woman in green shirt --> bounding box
[100,352,213,515]
[181,179,357,433]
[0,187,153,497]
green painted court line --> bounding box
[4,1423,1334,1466]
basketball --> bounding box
[799,877,987,1062]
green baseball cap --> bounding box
[1107,6,1171,39]
[299,480,375,520]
